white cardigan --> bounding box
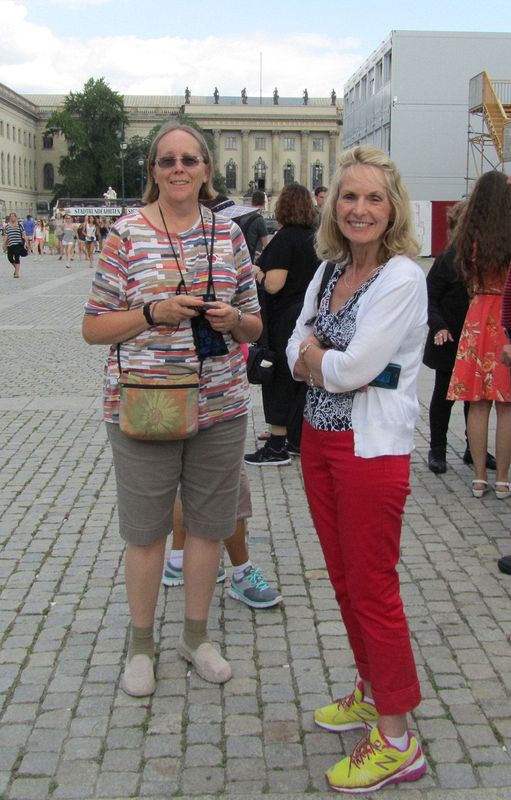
[286,255,427,458]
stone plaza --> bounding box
[1,252,511,800]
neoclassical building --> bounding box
[0,83,342,216]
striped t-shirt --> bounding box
[4,223,24,246]
[84,206,260,428]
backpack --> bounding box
[236,211,262,260]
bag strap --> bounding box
[304,260,337,327]
[316,260,337,309]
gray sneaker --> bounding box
[228,565,282,609]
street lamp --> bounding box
[138,157,145,199]
[120,141,128,210]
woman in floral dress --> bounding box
[447,171,511,498]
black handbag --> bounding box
[17,224,28,257]
[246,343,276,384]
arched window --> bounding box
[311,160,324,189]
[283,159,295,185]
[225,159,236,190]
[43,163,54,191]
[254,157,266,190]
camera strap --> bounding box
[158,204,216,297]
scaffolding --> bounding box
[466,71,511,195]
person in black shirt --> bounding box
[245,183,319,464]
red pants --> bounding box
[301,420,421,716]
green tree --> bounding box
[122,125,162,198]
[46,77,128,197]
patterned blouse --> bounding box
[84,207,260,429]
[304,263,383,431]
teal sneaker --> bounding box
[228,565,282,608]
[162,560,226,587]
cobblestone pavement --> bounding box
[1,252,511,800]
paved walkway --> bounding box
[1,252,511,800]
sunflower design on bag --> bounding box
[120,371,199,440]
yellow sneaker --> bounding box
[326,726,427,794]
[314,682,378,732]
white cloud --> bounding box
[0,2,363,96]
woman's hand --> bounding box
[202,302,241,334]
[295,335,324,385]
[433,328,453,346]
[152,295,206,327]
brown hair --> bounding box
[445,202,465,245]
[275,183,316,227]
[453,171,511,289]
[143,122,215,204]
[316,145,419,263]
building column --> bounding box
[241,130,250,194]
[300,130,309,186]
[328,131,337,184]
[213,130,221,176]
[271,131,280,195]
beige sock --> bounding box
[183,617,209,650]
[128,624,154,660]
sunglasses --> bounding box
[156,155,204,169]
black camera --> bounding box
[190,294,228,360]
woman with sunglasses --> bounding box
[83,122,261,696]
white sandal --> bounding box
[471,479,489,498]
[495,482,511,500]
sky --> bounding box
[1,0,511,98]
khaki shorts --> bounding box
[107,415,248,545]
[176,464,252,520]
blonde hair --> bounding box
[316,145,420,263]
[143,122,215,204]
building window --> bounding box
[0,121,3,136]
[283,137,295,151]
[361,76,367,101]
[384,51,392,83]
[7,124,10,140]
[283,159,295,185]
[13,156,17,186]
[311,161,323,189]
[368,68,375,96]
[28,133,31,147]
[225,159,236,190]
[43,135,54,149]
[7,153,11,183]
[376,60,383,92]
[18,128,21,143]
[254,157,266,190]
[1,152,4,184]
[255,137,266,150]
[312,138,324,152]
[43,163,55,190]
[225,136,237,150]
